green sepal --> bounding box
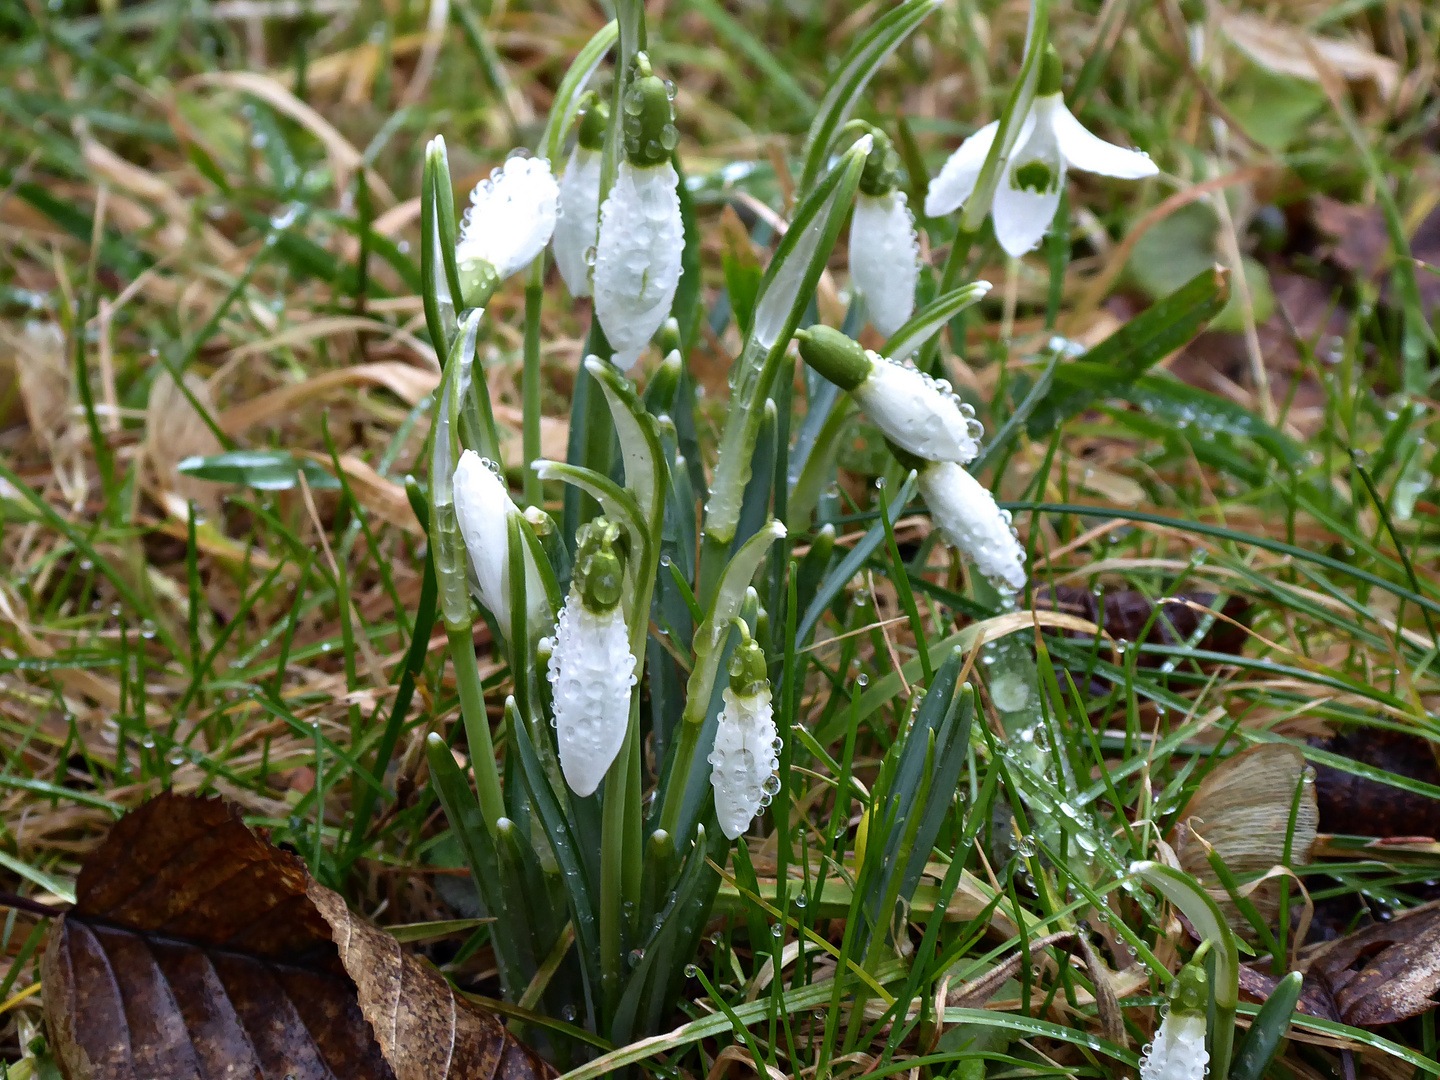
[795,326,874,392]
[575,517,625,613]
[857,127,903,197]
[620,52,677,167]
[577,94,610,151]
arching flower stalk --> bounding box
[593,52,684,369]
[545,518,636,797]
[456,154,559,307]
[708,625,780,839]
[796,325,986,464]
[553,96,608,298]
[1140,956,1211,1080]
[916,460,1027,593]
[849,128,919,336]
[452,449,552,636]
[925,45,1158,256]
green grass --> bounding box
[2,0,1440,1078]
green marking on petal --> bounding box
[1012,159,1056,194]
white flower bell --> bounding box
[796,325,986,464]
[709,632,779,839]
[593,53,683,369]
[553,99,607,298]
[546,518,636,797]
[1140,961,1211,1080]
[917,461,1027,593]
[456,153,559,306]
[849,130,919,336]
[452,450,551,634]
[925,46,1157,257]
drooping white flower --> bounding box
[796,325,986,464]
[917,461,1027,592]
[553,101,608,297]
[456,154,559,304]
[452,449,551,634]
[851,191,919,336]
[924,48,1157,257]
[848,129,919,336]
[546,518,635,797]
[593,52,683,369]
[1140,960,1210,1080]
[709,635,779,839]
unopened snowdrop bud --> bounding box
[452,450,551,634]
[456,153,559,307]
[850,130,919,336]
[709,629,779,840]
[553,97,608,297]
[796,325,986,463]
[925,45,1158,256]
[1140,959,1210,1080]
[916,460,1027,592]
[593,53,684,369]
[547,518,636,797]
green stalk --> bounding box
[599,719,632,1014]
[522,281,543,505]
[447,625,505,831]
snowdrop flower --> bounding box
[849,129,919,336]
[1140,959,1210,1080]
[796,325,986,464]
[452,450,551,635]
[593,53,683,369]
[917,460,1027,592]
[553,98,608,297]
[546,518,636,797]
[925,46,1158,257]
[456,153,559,306]
[709,629,780,839]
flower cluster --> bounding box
[796,324,1026,592]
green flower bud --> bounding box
[621,52,679,168]
[574,516,624,613]
[858,129,904,198]
[728,635,769,697]
[577,94,610,152]
[794,325,875,392]
[459,256,500,309]
[1170,957,1209,1017]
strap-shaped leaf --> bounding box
[540,20,619,163]
[882,281,992,363]
[586,357,666,525]
[797,0,941,192]
[532,459,649,567]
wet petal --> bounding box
[456,155,559,280]
[548,590,636,797]
[991,110,1064,257]
[849,191,920,336]
[553,145,603,298]
[923,120,999,217]
[593,160,684,369]
[1052,100,1158,179]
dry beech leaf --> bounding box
[147,369,224,523]
[1241,900,1440,1027]
[1172,743,1318,936]
[1311,728,1440,841]
[1219,12,1400,100]
[42,792,554,1080]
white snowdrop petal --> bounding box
[548,590,636,797]
[593,161,684,369]
[554,145,603,297]
[708,686,779,839]
[1052,100,1159,179]
[1139,1011,1209,1080]
[991,103,1064,257]
[452,450,514,628]
[850,191,920,336]
[456,156,560,281]
[853,357,983,464]
[924,120,1000,217]
[918,461,1027,592]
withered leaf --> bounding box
[1239,901,1440,1027]
[1309,899,1440,1027]
[42,792,554,1080]
[1173,743,1318,938]
[1311,728,1440,840]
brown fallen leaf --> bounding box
[1241,900,1440,1027]
[1172,743,1318,938]
[1311,728,1440,840]
[42,792,554,1080]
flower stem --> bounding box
[599,725,632,1015]
[522,279,544,506]
[447,625,506,830]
